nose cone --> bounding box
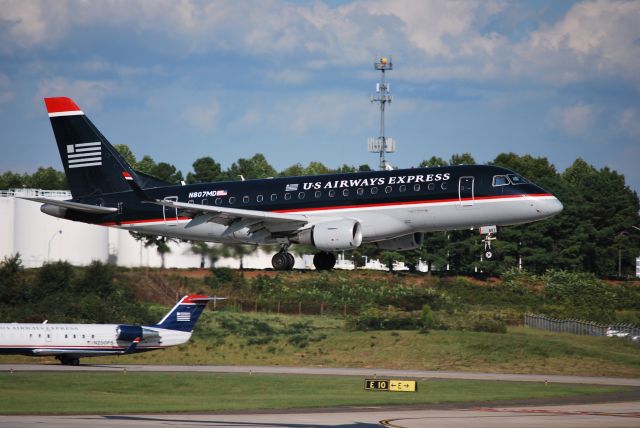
[536,196,563,218]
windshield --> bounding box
[507,174,528,185]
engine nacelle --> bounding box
[295,219,363,251]
[41,204,67,219]
[374,232,425,251]
[116,325,160,342]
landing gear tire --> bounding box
[60,356,80,366]
[285,253,295,270]
[313,252,336,271]
[272,251,295,271]
[485,251,493,260]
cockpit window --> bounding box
[492,175,510,187]
[507,174,527,185]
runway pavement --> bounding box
[2,364,639,427]
[1,401,640,428]
[2,363,640,386]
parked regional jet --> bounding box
[0,294,212,365]
[25,97,563,270]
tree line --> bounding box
[2,148,639,277]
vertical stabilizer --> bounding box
[44,97,138,199]
[153,294,213,332]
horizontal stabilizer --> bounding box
[20,197,118,214]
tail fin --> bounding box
[44,97,138,199]
[153,294,213,332]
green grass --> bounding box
[2,312,639,377]
[0,372,627,415]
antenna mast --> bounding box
[368,56,395,170]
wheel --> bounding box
[313,252,336,270]
[271,252,290,270]
[71,357,80,366]
[485,251,493,259]
[285,253,295,270]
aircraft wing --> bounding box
[150,199,309,233]
[20,197,118,214]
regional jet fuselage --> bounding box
[0,295,212,365]
[25,97,563,270]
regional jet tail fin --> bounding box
[44,97,142,199]
[152,294,215,332]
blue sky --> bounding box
[1,0,639,192]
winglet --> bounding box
[123,337,141,354]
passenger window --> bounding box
[270,194,277,201]
[356,188,364,196]
[328,190,336,198]
[298,192,305,199]
[284,193,291,200]
[229,197,236,204]
[202,199,208,205]
[314,190,322,198]
[342,189,349,197]
[371,187,378,195]
[441,182,448,190]
[413,184,421,191]
[188,199,194,204]
[399,185,406,192]
[492,175,510,186]
[65,334,68,339]
[73,335,76,339]
[428,183,435,191]
[47,334,50,338]
[243,196,249,203]
[215,198,222,205]
[82,335,85,339]
[385,186,392,194]
[91,335,95,339]
[257,195,263,203]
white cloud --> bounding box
[548,103,596,136]
[616,109,640,138]
[182,101,220,133]
[515,0,640,84]
[36,77,120,111]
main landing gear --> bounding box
[313,251,336,271]
[270,247,337,271]
[57,356,80,366]
[272,246,295,271]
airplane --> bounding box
[0,294,213,365]
[24,97,563,271]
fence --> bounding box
[524,313,640,342]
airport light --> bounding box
[369,56,396,170]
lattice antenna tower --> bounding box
[368,56,396,170]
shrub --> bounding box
[471,315,507,333]
[346,308,422,331]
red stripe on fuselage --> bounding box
[99,193,553,226]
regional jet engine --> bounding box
[295,219,363,251]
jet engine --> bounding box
[295,219,363,251]
[116,325,160,342]
[374,232,424,251]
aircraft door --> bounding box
[459,176,475,207]
[163,196,179,226]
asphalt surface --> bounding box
[2,364,639,427]
[2,363,640,386]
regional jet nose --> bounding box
[534,196,563,218]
